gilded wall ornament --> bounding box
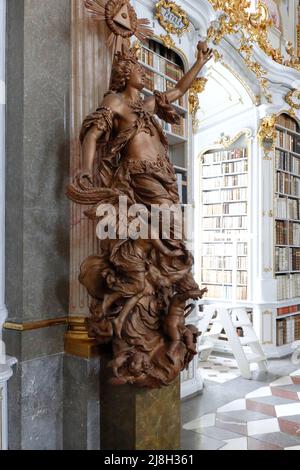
[285,89,300,118]
[207,0,300,103]
[160,33,176,49]
[189,77,208,130]
[155,0,190,48]
[258,114,277,158]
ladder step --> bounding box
[203,331,220,338]
[232,321,251,328]
[239,337,260,346]
[198,343,214,352]
[246,354,266,363]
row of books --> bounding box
[202,230,248,241]
[275,220,300,246]
[276,171,300,197]
[202,216,247,230]
[237,271,247,284]
[275,247,300,271]
[237,286,248,300]
[275,150,300,175]
[277,314,300,345]
[237,257,248,270]
[203,285,247,301]
[275,247,289,271]
[202,270,232,284]
[203,188,248,203]
[175,172,187,205]
[202,161,248,177]
[277,273,300,300]
[275,197,299,220]
[276,130,295,152]
[143,69,186,109]
[291,248,300,271]
[277,304,300,316]
[202,256,233,269]
[203,285,234,299]
[202,270,247,286]
[140,47,184,82]
[202,242,248,256]
[161,118,186,138]
[202,174,248,190]
[202,149,247,165]
[289,222,300,245]
[203,202,247,216]
[276,114,298,132]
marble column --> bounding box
[4,0,71,450]
[0,0,7,333]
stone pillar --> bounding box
[0,0,7,333]
[4,0,71,450]
[100,356,181,450]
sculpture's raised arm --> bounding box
[144,41,212,114]
[166,41,212,103]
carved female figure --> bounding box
[67,41,211,388]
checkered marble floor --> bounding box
[183,368,300,450]
[198,355,257,384]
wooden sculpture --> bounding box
[66,0,211,388]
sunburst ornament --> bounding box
[84,0,153,54]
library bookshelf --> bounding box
[274,114,300,350]
[199,132,252,304]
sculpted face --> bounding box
[127,63,146,90]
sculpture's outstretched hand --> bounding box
[196,41,213,68]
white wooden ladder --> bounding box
[198,305,268,380]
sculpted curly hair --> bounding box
[107,58,137,93]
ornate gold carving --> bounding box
[64,316,99,358]
[207,1,287,102]
[189,77,208,129]
[284,42,300,72]
[215,129,252,148]
[155,0,190,38]
[3,317,68,332]
[258,115,277,158]
[160,33,175,49]
[285,89,300,118]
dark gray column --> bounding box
[4,0,71,450]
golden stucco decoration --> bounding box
[258,114,277,158]
[160,33,176,49]
[155,0,190,48]
[207,0,294,103]
[189,77,208,129]
[285,89,300,118]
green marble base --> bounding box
[100,356,180,450]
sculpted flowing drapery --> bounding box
[66,44,211,388]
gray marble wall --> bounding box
[6,0,70,323]
[5,0,71,450]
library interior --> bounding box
[2,0,300,452]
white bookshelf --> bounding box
[274,114,300,348]
[199,135,251,303]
